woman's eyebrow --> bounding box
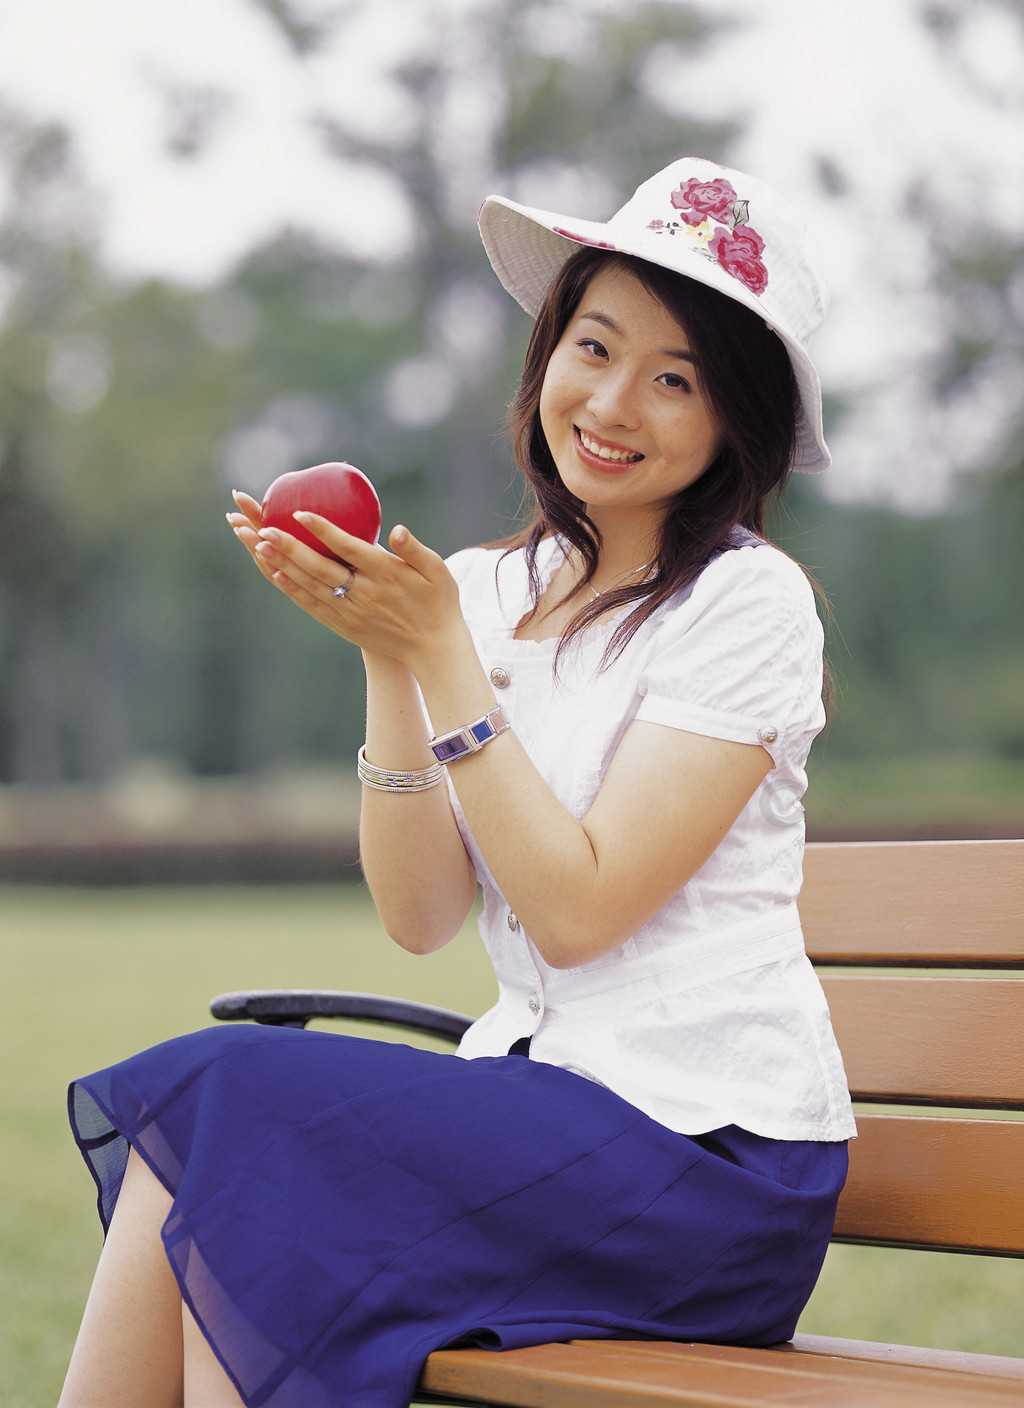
[578,308,696,363]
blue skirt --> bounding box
[69,1023,847,1408]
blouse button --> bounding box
[758,726,779,745]
[507,910,520,932]
[528,992,541,1015]
[489,666,511,689]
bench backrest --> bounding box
[801,840,1024,1256]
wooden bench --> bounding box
[212,838,1024,1406]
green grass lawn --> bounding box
[4,883,1022,1406]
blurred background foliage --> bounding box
[0,0,1021,846]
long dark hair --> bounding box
[502,245,801,667]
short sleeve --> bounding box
[445,546,488,590]
[444,543,544,636]
[634,545,825,768]
[444,546,505,625]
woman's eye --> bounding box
[577,337,608,359]
[658,372,693,393]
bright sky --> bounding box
[1,0,1022,509]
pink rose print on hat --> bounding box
[648,177,769,296]
[708,224,768,295]
[670,177,737,226]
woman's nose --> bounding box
[588,370,640,429]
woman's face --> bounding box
[539,263,724,530]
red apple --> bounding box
[261,461,381,564]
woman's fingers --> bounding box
[251,537,353,634]
[253,526,393,637]
[253,531,346,602]
[286,513,447,585]
[227,513,278,583]
[231,505,460,660]
[285,511,380,570]
[258,521,376,586]
[227,498,369,630]
[230,490,264,531]
[228,492,279,581]
[387,523,448,581]
[228,511,330,598]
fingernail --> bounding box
[259,528,281,544]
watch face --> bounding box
[432,733,471,763]
[431,709,508,764]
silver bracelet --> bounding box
[356,745,445,793]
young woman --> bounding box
[61,158,855,1408]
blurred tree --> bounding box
[308,0,730,549]
[766,0,1024,804]
[0,107,256,783]
[0,0,728,785]
[1,0,1018,819]
[0,112,128,785]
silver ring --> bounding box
[332,569,355,600]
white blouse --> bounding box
[442,531,856,1143]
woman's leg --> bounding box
[61,1147,248,1408]
[59,1148,184,1408]
[182,1303,247,1408]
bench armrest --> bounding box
[209,989,474,1043]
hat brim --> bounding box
[479,194,829,474]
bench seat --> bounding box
[212,838,1024,1407]
[419,1336,1024,1405]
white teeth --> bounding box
[579,431,640,463]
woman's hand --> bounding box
[227,490,276,582]
[227,492,466,670]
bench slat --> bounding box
[420,1339,1024,1405]
[835,1113,1024,1254]
[801,840,1024,965]
[821,975,1024,1107]
[785,1334,1024,1381]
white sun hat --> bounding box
[478,157,831,472]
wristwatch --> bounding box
[429,706,510,764]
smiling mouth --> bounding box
[575,427,644,465]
